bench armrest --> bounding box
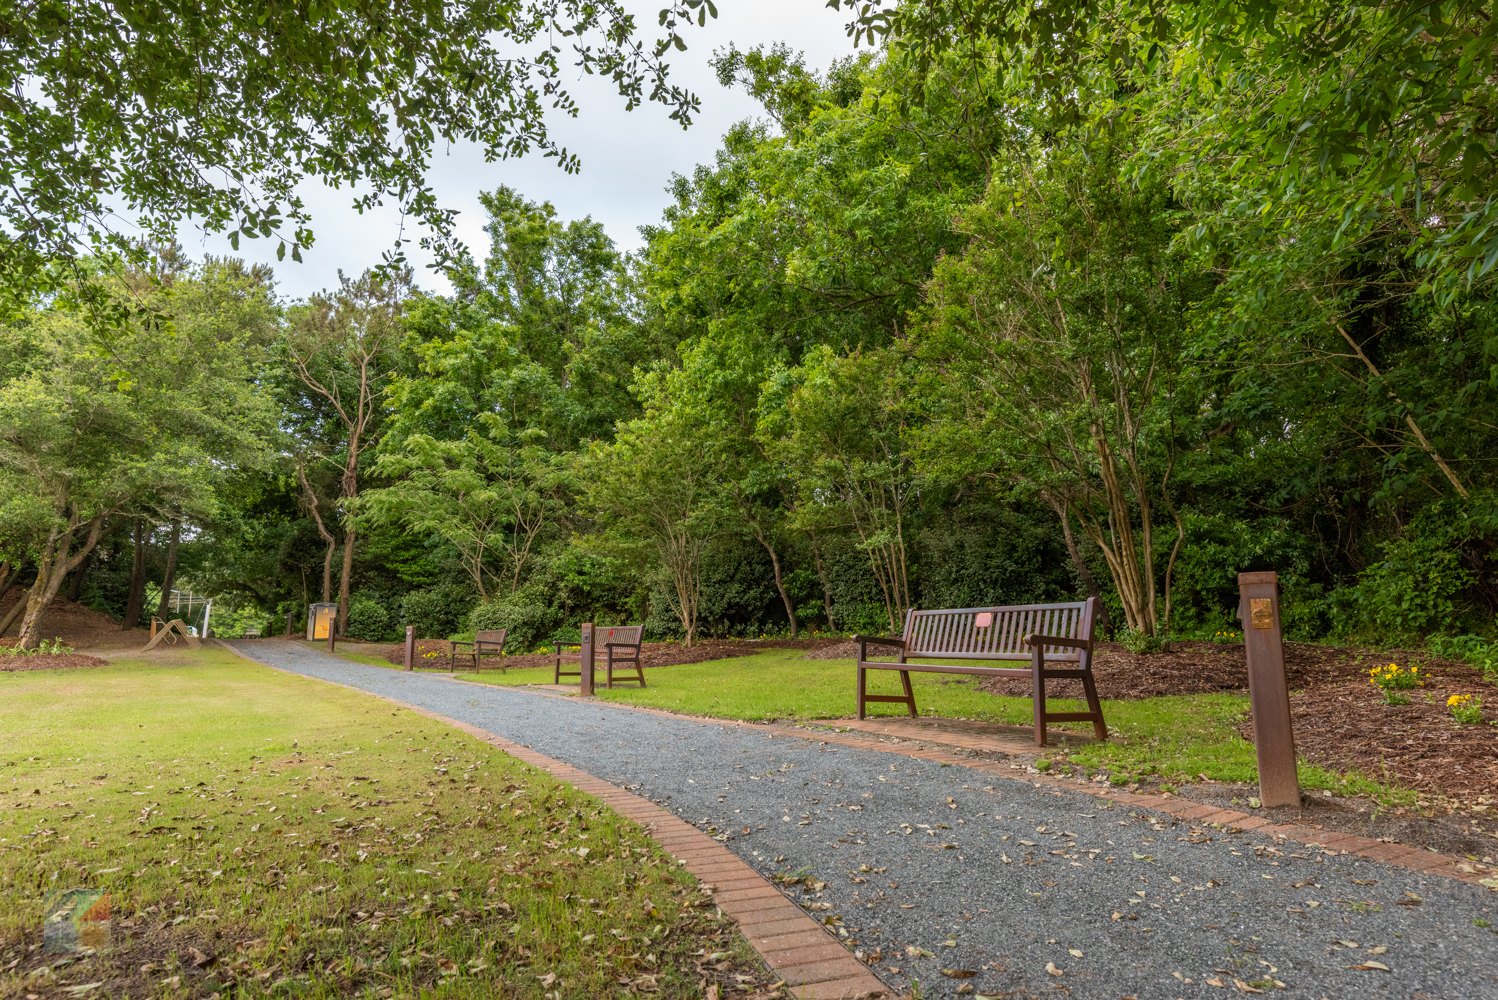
[851,635,906,649]
[474,640,505,652]
[1024,633,1092,652]
[603,642,640,651]
[450,640,475,650]
[554,641,581,652]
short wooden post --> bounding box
[1238,571,1300,808]
[578,623,594,697]
[405,625,415,671]
[285,611,295,637]
[327,620,336,654]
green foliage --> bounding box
[401,585,479,641]
[469,597,561,653]
[345,593,399,643]
[1430,634,1498,681]
[1447,694,1485,726]
[0,0,715,308]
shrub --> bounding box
[469,598,560,653]
[1430,634,1498,680]
[1120,626,1165,655]
[400,585,477,640]
[345,594,398,642]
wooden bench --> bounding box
[854,598,1105,746]
[449,628,507,672]
[555,625,646,688]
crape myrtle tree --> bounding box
[915,139,1202,639]
[580,376,729,648]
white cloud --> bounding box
[174,1,856,300]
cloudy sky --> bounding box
[175,1,858,301]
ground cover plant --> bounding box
[0,649,772,999]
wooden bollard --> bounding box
[578,623,594,697]
[405,625,415,671]
[1238,572,1300,808]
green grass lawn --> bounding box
[0,648,765,999]
[458,647,1411,804]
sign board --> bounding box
[307,603,337,641]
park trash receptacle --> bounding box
[306,603,337,641]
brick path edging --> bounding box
[215,641,893,1000]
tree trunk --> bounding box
[752,529,798,639]
[337,526,355,637]
[122,519,148,630]
[0,564,24,638]
[66,550,94,603]
[1046,493,1113,639]
[809,532,835,629]
[17,517,106,649]
[154,521,181,621]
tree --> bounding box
[835,0,1498,297]
[766,346,922,633]
[0,0,719,307]
[0,258,276,648]
[914,141,1200,637]
[361,417,569,600]
[580,401,726,647]
[285,268,407,635]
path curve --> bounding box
[229,640,1498,1000]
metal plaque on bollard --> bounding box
[1238,572,1301,808]
[578,623,595,697]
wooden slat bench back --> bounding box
[448,628,508,672]
[598,625,644,648]
[903,602,1091,661]
[854,597,1105,746]
[555,624,647,689]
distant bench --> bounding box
[555,624,646,688]
[449,629,507,672]
[854,598,1106,746]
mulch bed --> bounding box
[378,636,850,671]
[0,586,150,650]
[0,652,111,671]
[970,639,1498,810]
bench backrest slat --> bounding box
[901,600,1094,659]
[600,625,644,646]
[475,629,507,645]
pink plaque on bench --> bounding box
[974,612,993,628]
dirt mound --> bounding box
[0,587,149,650]
[379,636,849,671]
[0,653,111,671]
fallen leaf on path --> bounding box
[1347,962,1390,971]
[1232,979,1264,994]
[939,969,977,978]
[1044,962,1063,977]
[1205,977,1225,987]
[1068,948,1082,958]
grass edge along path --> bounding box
[432,647,1415,808]
[0,648,780,1000]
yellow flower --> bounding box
[1449,694,1469,707]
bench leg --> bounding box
[857,666,866,720]
[900,669,917,718]
[1032,647,1047,747]
[1081,671,1107,741]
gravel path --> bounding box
[231,640,1498,999]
